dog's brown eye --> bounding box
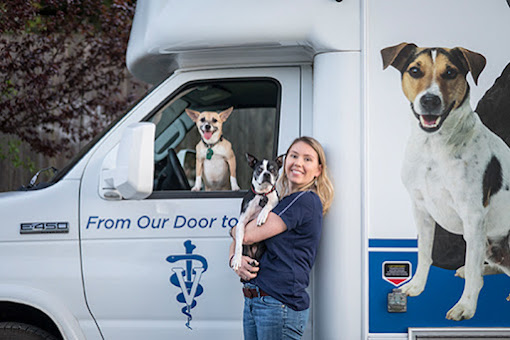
[200,118,205,122]
[408,67,423,79]
[442,67,458,80]
[212,118,218,123]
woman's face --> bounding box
[285,141,322,192]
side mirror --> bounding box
[101,122,155,200]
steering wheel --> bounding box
[161,148,191,190]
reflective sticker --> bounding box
[382,261,411,286]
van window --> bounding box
[148,79,280,195]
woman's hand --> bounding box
[229,240,259,281]
[233,255,260,281]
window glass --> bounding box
[148,79,280,193]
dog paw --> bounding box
[230,177,240,191]
[446,301,476,321]
[231,255,242,271]
[256,211,269,226]
[191,185,201,192]
[455,266,465,279]
[400,280,425,297]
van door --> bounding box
[79,67,303,339]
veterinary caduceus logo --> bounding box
[166,240,208,330]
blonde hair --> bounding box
[276,136,334,215]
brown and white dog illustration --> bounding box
[185,107,240,191]
[382,43,510,320]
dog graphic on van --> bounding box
[382,43,510,320]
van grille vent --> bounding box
[409,328,510,340]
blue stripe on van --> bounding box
[369,250,510,333]
[369,239,417,248]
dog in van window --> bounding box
[185,107,240,191]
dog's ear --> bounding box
[185,108,200,122]
[275,154,285,169]
[219,107,234,122]
[245,153,258,169]
[381,43,417,73]
[452,47,486,85]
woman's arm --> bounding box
[228,212,285,280]
[242,212,287,244]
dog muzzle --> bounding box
[201,124,218,141]
[412,101,455,133]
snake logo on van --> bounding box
[166,240,208,329]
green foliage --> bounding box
[0,139,36,173]
[1,80,17,98]
[0,0,146,158]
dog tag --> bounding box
[259,196,268,207]
[206,148,213,160]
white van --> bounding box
[1,0,510,339]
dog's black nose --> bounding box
[420,94,441,111]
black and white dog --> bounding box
[230,153,284,271]
[382,43,510,320]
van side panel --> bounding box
[0,181,101,339]
[312,52,362,340]
[367,0,510,336]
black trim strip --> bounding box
[148,189,247,200]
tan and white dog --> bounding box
[382,43,510,320]
[185,107,240,191]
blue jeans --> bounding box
[243,284,310,340]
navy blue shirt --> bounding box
[252,190,323,311]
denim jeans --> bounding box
[243,284,310,340]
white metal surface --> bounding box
[127,0,361,83]
[0,180,101,339]
[313,51,362,340]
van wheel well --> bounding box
[0,302,62,340]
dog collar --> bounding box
[202,135,223,160]
[251,184,277,207]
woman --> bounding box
[229,136,334,340]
